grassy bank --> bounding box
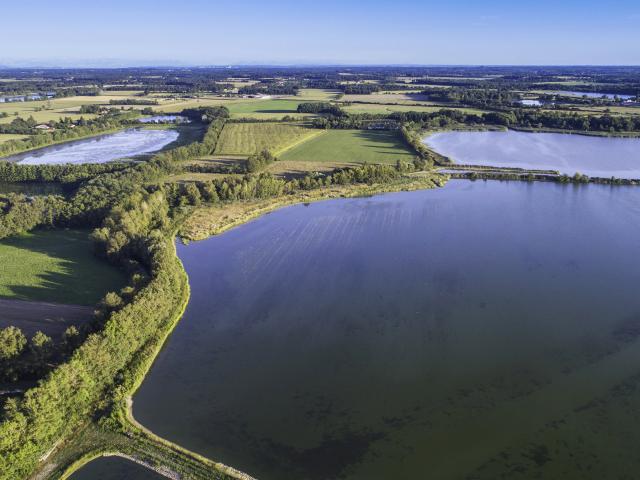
[180,172,448,241]
[448,170,640,185]
[508,126,640,137]
[51,235,242,480]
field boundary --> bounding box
[273,128,327,156]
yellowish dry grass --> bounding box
[0,133,30,144]
[215,122,321,155]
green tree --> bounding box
[30,331,53,368]
[0,327,27,361]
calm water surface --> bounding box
[3,128,178,165]
[70,456,161,479]
[425,130,640,178]
[129,181,640,480]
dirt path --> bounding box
[0,298,93,337]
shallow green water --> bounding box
[122,181,640,479]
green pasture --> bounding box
[280,129,416,164]
[0,229,127,305]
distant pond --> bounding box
[138,115,190,124]
[553,91,634,100]
[425,130,640,178]
[127,181,640,480]
[2,128,178,165]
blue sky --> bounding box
[2,0,639,66]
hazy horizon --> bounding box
[2,0,639,67]
[2,61,640,69]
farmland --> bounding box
[0,229,126,305]
[214,122,322,155]
[0,134,29,144]
[224,99,311,119]
[341,102,487,115]
[0,93,145,124]
[340,93,431,104]
[280,129,416,164]
[295,89,342,101]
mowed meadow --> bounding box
[0,134,29,144]
[280,129,416,164]
[0,229,126,305]
[214,123,323,155]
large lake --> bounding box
[3,128,178,165]
[425,130,640,178]
[125,181,640,480]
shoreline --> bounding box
[45,173,447,480]
[422,127,640,183]
[0,123,199,164]
[179,173,448,241]
[0,126,183,165]
[0,127,130,162]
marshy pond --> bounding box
[2,128,178,165]
[116,180,640,479]
[425,130,640,178]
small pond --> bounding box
[2,128,178,165]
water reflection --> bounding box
[425,130,640,178]
[131,181,640,479]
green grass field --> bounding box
[341,93,430,104]
[0,229,127,305]
[296,89,343,101]
[153,97,316,119]
[280,129,416,164]
[224,99,312,119]
[0,133,30,144]
[341,103,487,115]
[214,122,322,155]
